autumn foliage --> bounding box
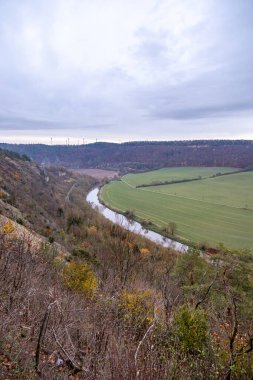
[0,151,253,379]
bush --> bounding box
[48,236,55,243]
[124,209,135,220]
[67,214,83,231]
[63,261,97,299]
[118,289,154,337]
[162,222,177,237]
[16,218,24,225]
[174,305,209,355]
[2,220,15,235]
[72,247,98,266]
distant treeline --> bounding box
[0,147,30,162]
[122,139,253,146]
[1,140,253,170]
[136,177,202,188]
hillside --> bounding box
[0,147,94,240]
[0,149,253,379]
[1,140,253,171]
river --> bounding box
[86,187,188,252]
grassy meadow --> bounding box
[100,167,253,250]
[122,167,236,187]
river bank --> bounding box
[86,187,188,252]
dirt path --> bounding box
[65,182,77,203]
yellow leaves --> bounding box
[63,261,97,299]
[82,271,97,298]
[121,289,153,312]
[2,221,15,235]
[119,289,154,329]
[121,290,143,314]
[87,225,97,235]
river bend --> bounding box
[86,188,188,253]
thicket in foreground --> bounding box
[1,213,253,380]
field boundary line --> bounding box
[121,178,135,188]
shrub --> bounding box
[48,236,55,243]
[174,305,209,355]
[87,225,97,235]
[67,214,83,231]
[57,207,64,217]
[72,247,98,266]
[124,209,135,220]
[163,222,177,236]
[16,218,24,225]
[63,261,97,299]
[118,289,154,337]
[2,220,15,236]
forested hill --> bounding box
[1,140,253,170]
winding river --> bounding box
[86,187,188,252]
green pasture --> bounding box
[122,167,236,187]
[100,167,253,250]
[146,171,253,209]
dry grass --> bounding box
[72,168,118,180]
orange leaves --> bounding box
[0,190,7,199]
[12,170,21,181]
[140,247,150,256]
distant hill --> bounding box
[1,140,253,170]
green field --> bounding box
[122,167,236,187]
[100,167,253,250]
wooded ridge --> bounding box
[1,140,253,171]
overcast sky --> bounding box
[0,0,253,144]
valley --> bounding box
[1,1,253,377]
[1,148,253,379]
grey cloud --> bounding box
[0,0,253,141]
[135,54,253,121]
[0,116,72,130]
[157,103,253,120]
[0,115,111,131]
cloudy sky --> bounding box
[0,0,253,144]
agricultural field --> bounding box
[100,167,253,250]
[122,167,236,187]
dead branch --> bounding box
[195,274,217,309]
[35,300,57,374]
[134,306,157,378]
[225,296,238,380]
[52,328,91,375]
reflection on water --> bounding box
[86,188,188,253]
